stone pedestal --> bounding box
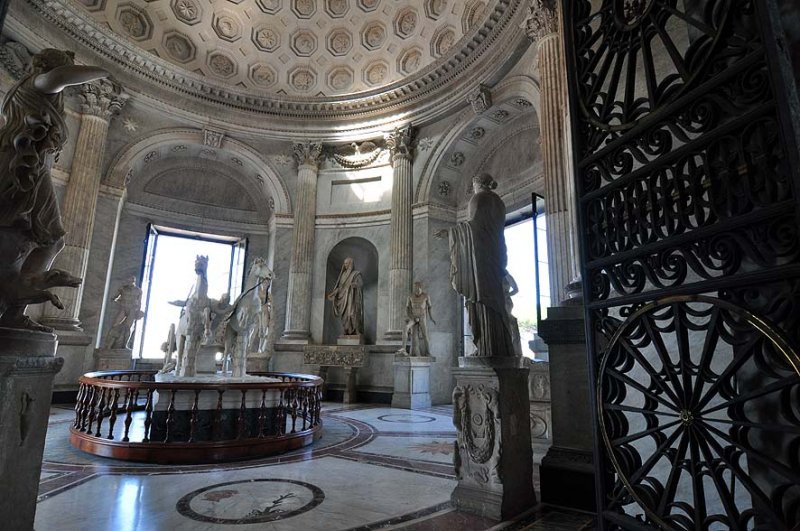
[196,345,220,374]
[337,335,364,346]
[246,351,272,373]
[0,328,64,531]
[451,361,535,520]
[52,330,92,391]
[537,306,596,512]
[94,348,133,371]
[391,355,435,410]
[525,358,552,465]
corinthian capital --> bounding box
[522,0,559,43]
[385,125,415,165]
[78,78,127,119]
[293,141,323,169]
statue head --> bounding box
[127,276,137,286]
[343,257,354,271]
[248,257,273,284]
[32,49,75,73]
[472,173,497,193]
[414,281,423,295]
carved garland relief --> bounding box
[452,384,501,485]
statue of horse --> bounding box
[170,255,209,377]
[223,258,273,378]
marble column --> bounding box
[524,1,581,305]
[384,126,415,341]
[282,142,323,343]
[41,79,127,330]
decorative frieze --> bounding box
[303,345,366,367]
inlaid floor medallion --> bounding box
[176,478,324,524]
[376,413,437,424]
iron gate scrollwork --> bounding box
[563,0,800,529]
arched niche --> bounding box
[323,237,379,345]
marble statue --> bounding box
[436,173,515,357]
[159,323,177,372]
[103,276,144,349]
[223,257,272,377]
[0,49,109,332]
[327,257,364,336]
[170,255,209,376]
[399,281,436,357]
[202,292,232,346]
[503,272,524,357]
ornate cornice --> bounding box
[18,0,528,134]
[293,142,324,169]
[385,125,415,165]
[522,0,559,43]
[78,78,127,119]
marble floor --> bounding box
[36,403,594,531]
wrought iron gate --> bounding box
[563,0,800,529]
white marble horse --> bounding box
[170,255,209,377]
[223,258,273,378]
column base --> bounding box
[540,447,596,512]
[0,327,64,530]
[391,355,435,410]
[39,316,83,332]
[451,364,535,520]
[94,348,133,371]
[279,330,310,344]
[382,330,403,342]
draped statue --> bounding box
[0,49,109,331]
[327,257,364,336]
[436,174,515,357]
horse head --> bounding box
[248,257,273,286]
[194,255,209,275]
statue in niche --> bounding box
[223,258,273,377]
[327,257,364,337]
[169,255,209,376]
[503,272,524,357]
[399,281,436,357]
[103,276,144,350]
[436,173,515,357]
[0,49,109,332]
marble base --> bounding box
[94,348,133,371]
[247,352,272,372]
[337,335,364,346]
[0,327,64,530]
[451,364,535,520]
[279,330,310,344]
[391,355,435,410]
[153,373,282,410]
[196,345,221,374]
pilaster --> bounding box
[41,79,127,330]
[282,142,323,343]
[384,125,415,340]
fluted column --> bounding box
[384,126,415,341]
[42,79,127,330]
[282,142,323,342]
[524,1,580,305]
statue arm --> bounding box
[426,296,436,325]
[506,274,519,297]
[34,65,110,94]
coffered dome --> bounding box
[76,0,491,96]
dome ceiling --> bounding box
[74,0,490,97]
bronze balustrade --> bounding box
[70,370,323,464]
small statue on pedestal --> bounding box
[159,323,177,373]
[103,276,144,350]
[0,49,110,331]
[399,281,436,357]
[327,257,364,337]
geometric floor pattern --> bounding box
[37,403,594,530]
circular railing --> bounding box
[70,371,323,464]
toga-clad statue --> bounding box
[327,257,364,336]
[436,173,515,357]
[103,276,144,350]
[0,49,110,331]
[399,281,436,357]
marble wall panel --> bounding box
[316,164,394,215]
